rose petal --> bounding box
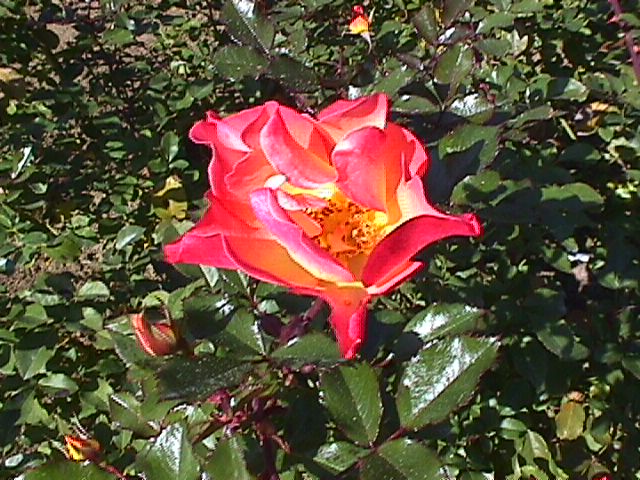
[261,109,337,188]
[250,188,355,283]
[164,234,237,270]
[164,196,263,268]
[317,93,389,142]
[221,105,278,198]
[362,213,483,287]
[366,261,423,295]
[320,285,370,359]
[398,125,429,179]
[332,127,388,212]
[222,236,322,291]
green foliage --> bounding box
[1,0,639,478]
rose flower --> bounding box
[165,94,481,358]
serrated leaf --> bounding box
[542,183,604,206]
[394,95,439,114]
[555,401,585,440]
[268,55,318,91]
[320,363,382,445]
[405,303,485,342]
[23,461,115,480]
[221,0,274,53]
[110,392,160,437]
[15,347,54,379]
[200,266,219,289]
[443,0,471,25]
[203,436,252,480]
[110,331,163,370]
[156,355,251,401]
[272,332,341,368]
[161,131,180,162]
[536,320,589,360]
[77,281,110,300]
[360,439,442,480]
[218,311,266,356]
[449,93,493,122]
[397,336,499,429]
[412,4,439,43]
[434,44,474,87]
[549,77,589,101]
[102,28,134,45]
[137,423,200,480]
[213,45,268,80]
[439,124,499,166]
[115,225,145,250]
[313,441,367,474]
[37,373,78,395]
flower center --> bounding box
[305,192,388,260]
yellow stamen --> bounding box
[305,191,388,263]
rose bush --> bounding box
[165,94,482,358]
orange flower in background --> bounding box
[131,312,179,356]
[165,94,482,359]
[349,5,371,35]
[64,435,101,462]
[349,5,372,50]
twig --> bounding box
[303,298,325,322]
[608,0,640,82]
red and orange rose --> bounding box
[165,94,481,358]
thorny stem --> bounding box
[101,463,128,480]
[608,0,640,82]
[260,438,280,480]
[303,298,325,322]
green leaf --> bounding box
[222,0,274,54]
[313,441,367,474]
[115,225,145,250]
[549,77,589,101]
[37,373,79,395]
[622,355,640,380]
[110,331,163,370]
[137,423,200,480]
[213,45,268,80]
[188,80,214,100]
[156,355,251,401]
[203,436,252,480]
[15,347,54,379]
[555,401,585,440]
[536,320,589,360]
[102,28,134,45]
[404,303,485,342]
[439,124,499,166]
[218,311,266,356]
[477,12,516,33]
[397,336,499,429]
[77,281,110,300]
[110,392,161,437]
[272,332,341,368]
[412,4,439,43]
[320,363,382,445]
[23,461,115,480]
[443,0,471,25]
[360,439,442,480]
[434,44,474,87]
[393,95,439,114]
[268,55,319,92]
[161,132,180,162]
[542,183,604,206]
[200,266,220,290]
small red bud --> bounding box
[592,474,612,480]
[131,312,179,356]
[64,435,101,462]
